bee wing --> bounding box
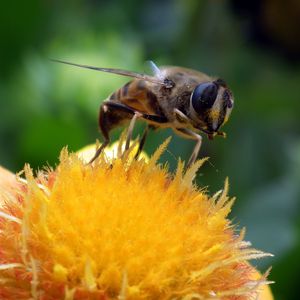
[51,59,168,87]
[145,60,165,81]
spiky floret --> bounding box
[0,140,272,300]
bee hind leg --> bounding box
[125,112,143,151]
[96,101,168,159]
[175,128,202,169]
[88,141,109,164]
[88,104,111,164]
[134,125,150,159]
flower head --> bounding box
[0,139,272,299]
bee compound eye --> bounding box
[191,82,218,113]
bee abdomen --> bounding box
[108,80,162,116]
[109,81,135,101]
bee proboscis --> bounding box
[53,59,234,168]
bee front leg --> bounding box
[175,128,202,169]
[174,109,192,124]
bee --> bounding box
[53,59,234,168]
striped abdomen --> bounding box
[108,79,162,116]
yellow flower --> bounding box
[77,140,149,163]
[0,139,273,300]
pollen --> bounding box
[0,139,272,300]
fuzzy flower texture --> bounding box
[0,139,273,300]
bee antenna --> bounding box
[50,59,170,87]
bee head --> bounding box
[190,79,234,134]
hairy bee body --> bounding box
[103,66,230,135]
[53,59,234,167]
[105,67,205,128]
[108,79,163,123]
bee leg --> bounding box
[175,128,202,169]
[125,112,143,151]
[174,109,193,125]
[99,101,168,153]
[88,104,110,164]
[134,125,150,159]
[88,141,109,164]
[217,131,226,138]
[103,101,168,124]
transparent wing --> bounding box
[145,60,165,81]
[144,60,174,88]
[51,59,168,87]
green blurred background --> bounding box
[1,0,299,298]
